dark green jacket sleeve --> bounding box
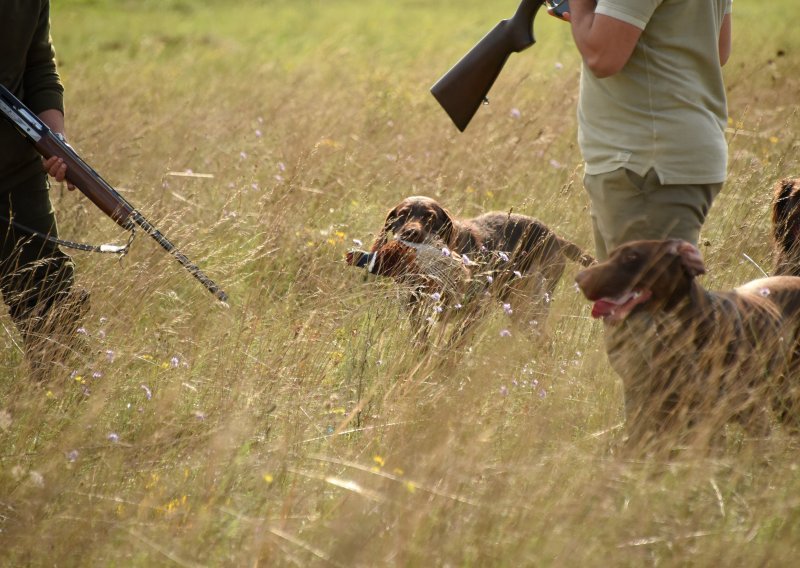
[23,0,64,114]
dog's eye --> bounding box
[622,252,639,264]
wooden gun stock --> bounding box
[430,0,546,132]
[0,84,228,303]
[34,131,137,230]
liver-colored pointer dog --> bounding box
[575,239,800,451]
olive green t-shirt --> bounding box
[0,0,64,191]
[577,0,733,185]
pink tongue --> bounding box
[591,300,617,319]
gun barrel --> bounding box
[131,211,229,303]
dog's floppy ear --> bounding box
[435,205,456,246]
[371,205,400,252]
[772,179,800,243]
[667,239,706,277]
[772,178,797,227]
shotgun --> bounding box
[0,84,228,303]
[430,0,547,132]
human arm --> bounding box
[25,1,74,189]
[568,0,642,78]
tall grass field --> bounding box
[2,0,799,564]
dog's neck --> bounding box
[449,219,482,254]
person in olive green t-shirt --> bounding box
[552,0,733,260]
[0,0,88,379]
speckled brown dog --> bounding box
[371,195,594,325]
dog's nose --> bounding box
[574,269,591,295]
[398,224,424,243]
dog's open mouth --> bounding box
[591,290,652,323]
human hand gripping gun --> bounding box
[430,0,568,131]
[0,84,228,303]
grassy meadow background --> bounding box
[1,0,799,564]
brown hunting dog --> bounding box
[369,196,594,331]
[575,239,800,451]
[772,177,800,276]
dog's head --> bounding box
[574,239,705,324]
[772,178,800,252]
[372,196,455,251]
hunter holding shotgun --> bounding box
[550,0,733,259]
[0,0,88,378]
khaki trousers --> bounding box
[583,167,721,260]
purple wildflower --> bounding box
[500,329,512,338]
[107,433,119,443]
[140,384,152,400]
[503,303,513,315]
